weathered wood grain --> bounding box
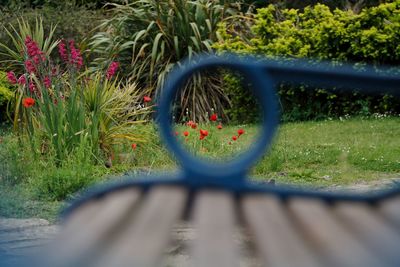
[191,190,239,267]
[242,195,322,267]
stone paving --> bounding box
[0,217,59,266]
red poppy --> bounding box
[238,128,245,136]
[232,135,238,141]
[200,129,208,137]
[228,141,232,145]
[199,129,208,140]
[183,131,189,137]
[131,143,137,150]
[23,97,35,108]
[210,113,217,121]
[191,123,197,129]
[143,96,152,103]
[217,124,223,130]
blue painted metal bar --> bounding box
[63,53,400,219]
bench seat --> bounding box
[40,185,400,267]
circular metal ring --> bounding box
[157,53,279,180]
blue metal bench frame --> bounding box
[63,53,400,218]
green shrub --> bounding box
[250,1,389,11]
[215,2,400,122]
[0,71,14,121]
[222,73,261,124]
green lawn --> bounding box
[0,116,399,220]
[130,117,400,187]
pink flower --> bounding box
[51,67,58,76]
[106,61,119,80]
[25,36,45,64]
[58,39,68,62]
[69,40,83,69]
[25,60,36,74]
[6,71,17,84]
[17,75,26,85]
[43,76,51,89]
[32,55,41,65]
[29,81,36,93]
[25,36,42,58]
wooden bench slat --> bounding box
[191,190,239,267]
[335,202,400,266]
[288,198,385,267]
[379,196,400,228]
[94,186,186,267]
[44,188,141,267]
[242,195,322,267]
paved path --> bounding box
[0,218,59,265]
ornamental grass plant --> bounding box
[90,0,250,122]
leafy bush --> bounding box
[0,71,14,121]
[252,1,389,11]
[215,2,400,122]
[90,0,248,122]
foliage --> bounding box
[222,72,261,124]
[2,20,150,165]
[1,116,399,218]
[246,1,391,11]
[90,0,248,122]
[0,132,107,202]
[0,0,123,9]
[82,73,152,158]
[0,71,14,121]
[0,17,59,72]
[0,6,107,67]
[215,1,400,122]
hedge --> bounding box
[0,71,13,121]
[215,1,400,122]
